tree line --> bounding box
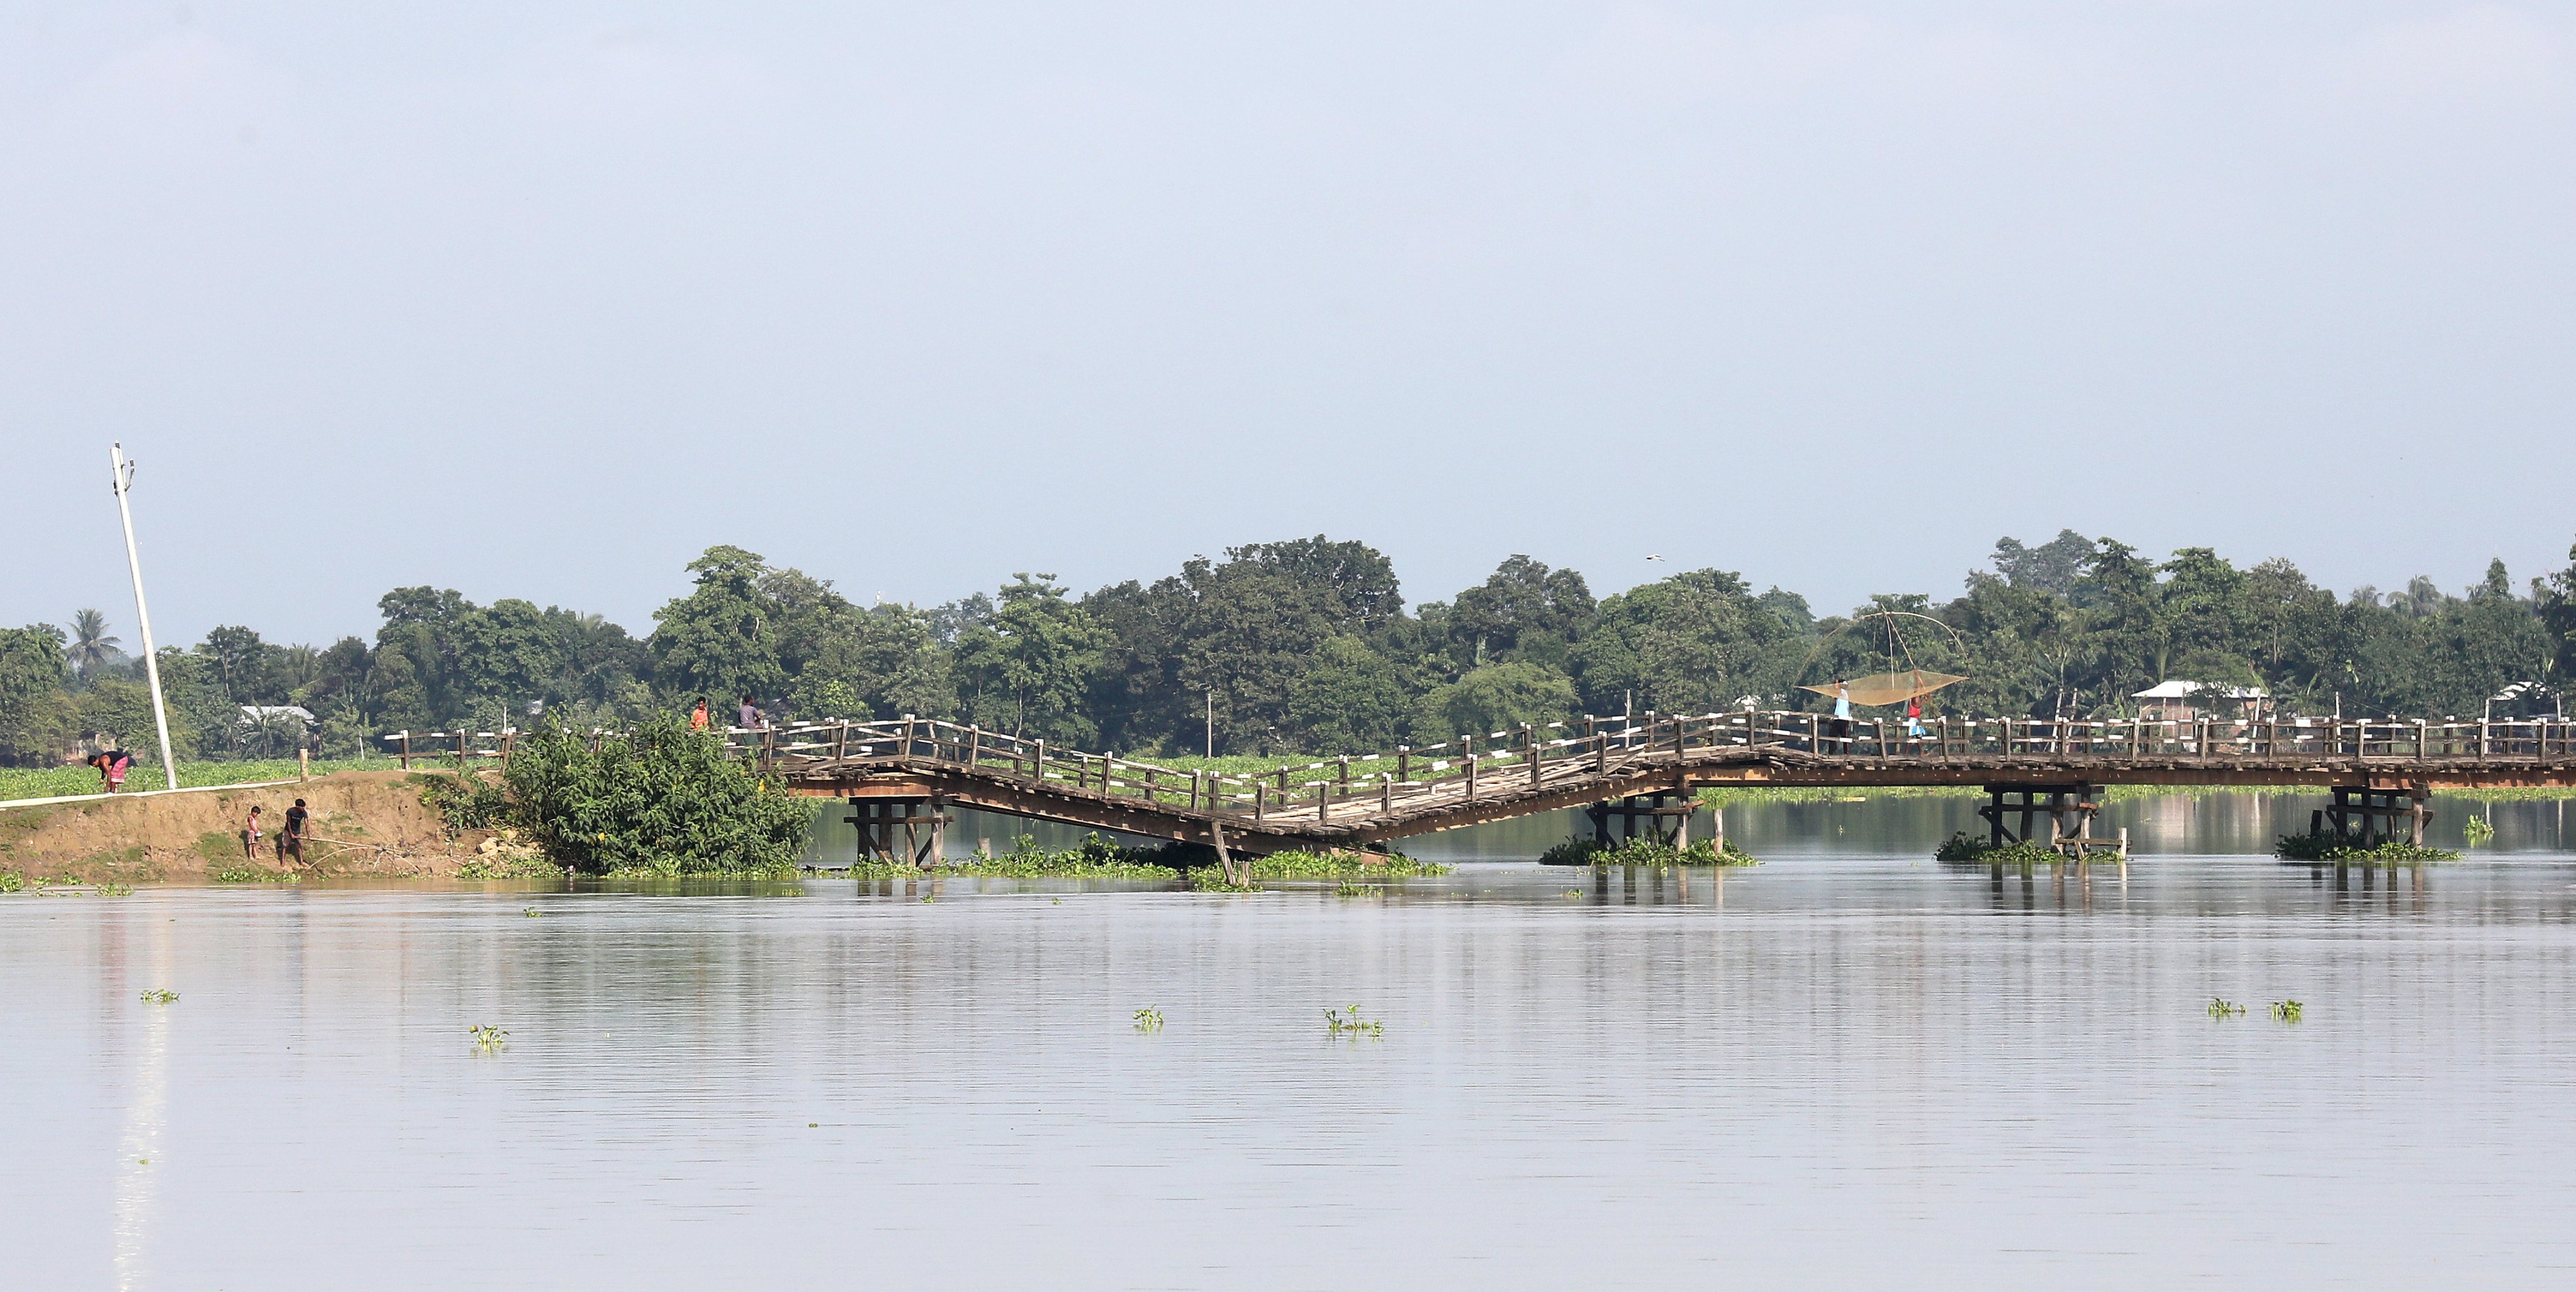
[5,531,2572,766]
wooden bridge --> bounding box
[622,711,2576,860]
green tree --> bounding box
[75,675,198,759]
[0,624,75,765]
[1284,636,1409,753]
[955,574,1109,742]
[1412,661,1577,741]
[650,546,786,704]
[1445,555,1596,670]
[370,641,435,733]
[67,609,122,680]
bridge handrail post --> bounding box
[1255,781,1265,822]
[1467,751,1479,800]
[1398,745,1411,783]
[1318,780,1329,822]
[1380,772,1392,811]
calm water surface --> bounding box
[9,798,2576,1289]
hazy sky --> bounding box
[6,2,2571,649]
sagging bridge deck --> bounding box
[624,712,2576,855]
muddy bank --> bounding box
[0,770,546,884]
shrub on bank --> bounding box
[485,717,810,875]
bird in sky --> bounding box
[1645,554,1664,562]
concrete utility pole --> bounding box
[109,444,179,790]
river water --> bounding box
[8,796,2575,1289]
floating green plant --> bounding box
[921,895,937,904]
[1334,880,1372,897]
[1934,833,2066,865]
[211,866,298,884]
[521,907,542,918]
[469,1024,509,1053]
[0,871,22,894]
[96,882,134,897]
[1324,1004,1384,1038]
[2208,997,2246,1018]
[138,989,178,1004]
[2463,815,2495,845]
[1133,1006,1164,1032]
[1542,836,1759,868]
[2271,1000,2304,1023]
[2276,830,2458,864]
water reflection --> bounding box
[11,801,2574,1290]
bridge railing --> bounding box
[388,711,2576,821]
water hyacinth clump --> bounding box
[138,989,178,1005]
[1324,1005,1384,1038]
[2463,815,2496,845]
[1934,833,2064,865]
[2271,1000,2304,1023]
[1540,836,1759,868]
[469,1024,510,1053]
[2208,997,2246,1018]
[2275,830,2459,864]
[1244,850,1449,880]
[1132,1007,1164,1032]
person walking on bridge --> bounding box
[1830,682,1854,753]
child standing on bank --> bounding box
[244,805,264,861]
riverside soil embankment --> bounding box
[0,771,539,884]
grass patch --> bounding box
[2275,831,2458,864]
[0,758,405,802]
[0,871,22,894]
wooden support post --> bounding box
[397,731,411,770]
[1211,819,1240,886]
[1526,723,1542,787]
[1318,781,1328,822]
[298,748,310,782]
[1380,773,1392,812]
[1397,746,1410,784]
[1467,752,1479,800]
[1255,782,1266,823]
[929,799,947,866]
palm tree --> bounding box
[68,609,121,675]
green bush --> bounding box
[502,717,811,875]
[414,773,510,835]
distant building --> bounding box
[2131,680,2266,724]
